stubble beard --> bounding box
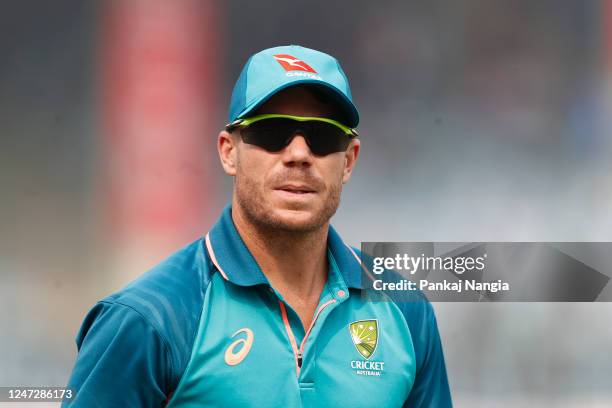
[234,166,342,234]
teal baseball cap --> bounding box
[228,45,359,128]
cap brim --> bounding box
[235,79,360,128]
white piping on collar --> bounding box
[205,233,230,281]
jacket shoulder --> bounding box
[97,238,216,382]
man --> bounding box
[65,45,452,407]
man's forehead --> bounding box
[254,86,344,120]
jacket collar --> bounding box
[205,205,362,289]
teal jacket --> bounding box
[65,205,452,407]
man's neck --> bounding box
[231,203,329,326]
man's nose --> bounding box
[280,133,313,166]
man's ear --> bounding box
[342,138,360,184]
[218,130,238,176]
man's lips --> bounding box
[275,184,317,194]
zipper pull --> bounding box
[297,351,303,367]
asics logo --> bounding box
[224,328,254,366]
[273,54,317,73]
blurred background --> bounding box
[1,0,611,406]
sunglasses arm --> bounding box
[225,119,245,133]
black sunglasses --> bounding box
[226,114,359,156]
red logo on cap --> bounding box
[273,54,317,73]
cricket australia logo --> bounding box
[350,320,378,359]
[349,319,385,376]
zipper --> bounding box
[278,299,337,376]
[278,301,301,376]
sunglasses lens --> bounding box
[240,118,293,152]
[239,118,350,155]
[306,122,350,155]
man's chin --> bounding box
[265,207,326,232]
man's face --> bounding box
[218,86,360,233]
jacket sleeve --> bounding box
[63,300,173,407]
[401,299,452,407]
